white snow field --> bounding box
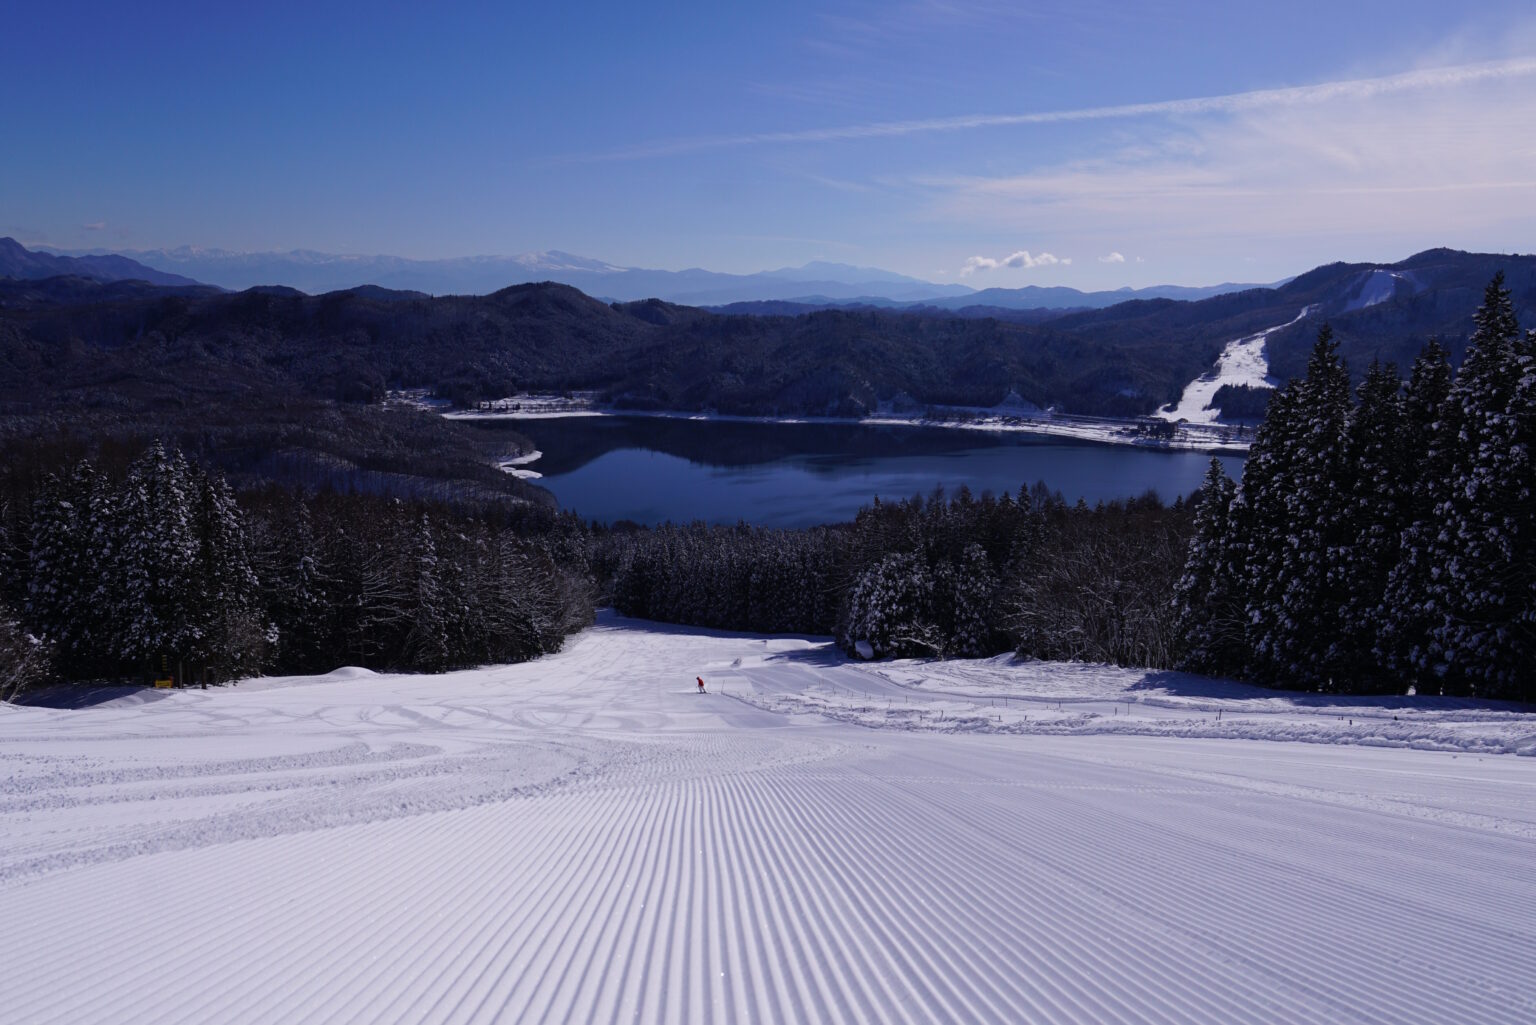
[3,614,1535,1024]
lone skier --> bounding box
[697,676,706,694]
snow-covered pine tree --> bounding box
[0,601,52,701]
[188,465,269,682]
[944,542,998,657]
[404,513,450,670]
[1172,458,1243,674]
[1376,340,1455,687]
[443,525,487,666]
[479,531,546,663]
[1511,324,1536,700]
[611,537,659,620]
[0,501,22,612]
[1241,325,1352,688]
[1228,368,1305,682]
[745,533,795,634]
[1333,361,1407,690]
[839,550,939,658]
[1511,327,1536,702]
[262,497,331,673]
[352,508,416,666]
[1425,273,1531,695]
[319,519,370,665]
[25,462,112,677]
[109,443,201,674]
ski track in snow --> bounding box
[2,613,1534,1024]
[1157,307,1312,424]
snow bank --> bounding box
[729,649,1536,757]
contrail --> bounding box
[573,57,1536,162]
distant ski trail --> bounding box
[2,615,1534,1023]
[1157,306,1312,423]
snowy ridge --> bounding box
[2,614,1533,1023]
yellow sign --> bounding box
[154,678,175,689]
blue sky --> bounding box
[5,1,1536,287]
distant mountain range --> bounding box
[0,237,202,288]
[708,281,1276,318]
[0,243,1530,520]
[12,239,1529,402]
[28,244,975,304]
[29,241,1268,309]
[4,245,1531,427]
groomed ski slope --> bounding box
[3,613,1534,1024]
[1156,307,1312,424]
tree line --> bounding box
[0,444,593,698]
[1174,274,1534,701]
[0,451,1233,700]
[603,484,1192,668]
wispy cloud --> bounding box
[82,221,105,231]
[961,250,1069,275]
[921,68,1536,257]
[573,57,1536,162]
[1098,252,1125,263]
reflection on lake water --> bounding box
[470,417,1246,529]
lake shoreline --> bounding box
[455,410,1247,528]
[436,393,1255,455]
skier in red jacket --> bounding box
[697,676,705,693]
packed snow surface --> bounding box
[1157,308,1312,424]
[4,613,1534,1024]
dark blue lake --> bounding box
[475,417,1245,529]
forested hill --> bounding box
[0,277,1207,419]
[3,248,1533,427]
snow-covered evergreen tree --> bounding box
[1224,382,1300,678]
[25,462,112,677]
[0,601,52,701]
[1235,326,1353,687]
[264,498,330,672]
[479,532,548,663]
[187,465,269,681]
[840,551,938,658]
[109,443,201,674]
[1426,274,1534,695]
[404,513,450,670]
[1333,361,1406,689]
[1377,340,1455,686]
[942,542,997,657]
[1173,459,1242,674]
